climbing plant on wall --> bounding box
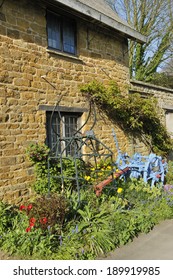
[80,80,173,156]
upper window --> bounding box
[46,10,77,55]
[46,111,81,156]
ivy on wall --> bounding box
[80,80,173,156]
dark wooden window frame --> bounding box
[46,10,77,55]
[46,111,82,156]
[39,105,88,156]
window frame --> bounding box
[46,111,82,156]
[46,10,77,56]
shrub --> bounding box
[26,143,87,194]
[19,194,69,234]
[165,160,173,185]
[80,80,173,156]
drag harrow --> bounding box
[94,130,167,196]
[112,129,167,186]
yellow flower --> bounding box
[84,175,91,181]
[106,166,112,170]
[117,187,123,194]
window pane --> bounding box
[63,20,76,54]
[64,115,78,156]
[64,115,78,137]
[46,112,80,157]
[46,113,61,154]
[47,12,61,50]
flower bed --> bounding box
[0,145,172,259]
[0,177,173,260]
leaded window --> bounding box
[46,112,81,156]
[47,10,77,55]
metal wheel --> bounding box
[143,153,165,186]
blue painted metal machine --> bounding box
[112,129,167,186]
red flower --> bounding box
[19,205,26,211]
[40,217,48,224]
[26,226,31,232]
[29,217,36,224]
[27,204,33,211]
[29,217,36,228]
[29,222,35,228]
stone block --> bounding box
[0,70,13,83]
[1,157,16,167]
[6,13,17,25]
[30,22,45,36]
[13,78,31,87]
[0,24,6,35]
[7,98,19,106]
[0,12,6,22]
[16,18,29,30]
[7,28,20,39]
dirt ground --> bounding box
[0,250,20,260]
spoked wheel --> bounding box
[143,153,165,187]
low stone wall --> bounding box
[130,79,173,132]
[130,79,173,107]
[129,80,173,156]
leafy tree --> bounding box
[151,57,173,88]
[106,0,173,82]
[163,58,173,74]
[151,72,173,89]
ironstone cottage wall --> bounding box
[0,0,132,203]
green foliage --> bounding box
[27,143,86,194]
[20,194,69,234]
[107,0,173,82]
[0,213,59,258]
[1,174,173,259]
[76,205,114,255]
[0,202,18,236]
[80,80,173,155]
[26,143,50,163]
[165,161,173,185]
[151,72,173,89]
[0,196,69,259]
[84,158,114,186]
[124,179,173,231]
[124,178,163,206]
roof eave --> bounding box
[53,0,147,43]
[100,13,147,43]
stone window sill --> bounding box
[46,48,83,63]
[39,105,88,113]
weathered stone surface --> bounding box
[7,29,20,39]
[0,12,6,22]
